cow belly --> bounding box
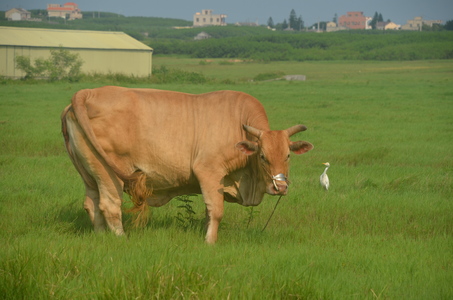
[147,184,202,207]
[134,163,200,207]
[136,159,196,188]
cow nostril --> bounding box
[274,183,288,192]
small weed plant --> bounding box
[175,195,202,231]
[245,207,260,228]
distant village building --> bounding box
[193,9,227,27]
[47,2,82,20]
[376,22,400,30]
[194,31,211,40]
[326,22,336,31]
[325,21,347,32]
[5,8,31,21]
[401,16,442,30]
[235,22,259,27]
[338,11,371,30]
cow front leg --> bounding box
[195,169,225,244]
[204,191,224,244]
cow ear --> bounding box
[290,141,314,155]
[236,141,258,156]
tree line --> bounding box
[1,9,452,36]
[266,9,375,31]
[151,31,453,61]
[266,9,451,31]
[267,9,305,30]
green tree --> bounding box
[267,17,275,28]
[445,20,453,30]
[296,15,304,30]
[378,13,384,22]
[370,12,379,29]
[282,19,288,30]
[370,12,385,29]
[289,9,297,29]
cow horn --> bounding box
[243,125,262,138]
[286,124,307,137]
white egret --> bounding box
[320,162,330,190]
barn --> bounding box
[0,26,153,78]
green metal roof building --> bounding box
[0,26,153,78]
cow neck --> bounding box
[242,153,266,205]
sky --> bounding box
[2,0,452,26]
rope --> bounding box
[261,195,283,232]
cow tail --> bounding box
[61,106,71,153]
[70,89,153,227]
[71,90,130,179]
[125,171,152,228]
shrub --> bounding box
[150,65,211,84]
[253,71,285,81]
[14,56,47,79]
[15,46,83,82]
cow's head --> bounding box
[236,124,313,196]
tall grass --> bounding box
[0,60,452,299]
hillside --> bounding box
[155,30,453,60]
[1,12,453,61]
[0,11,192,39]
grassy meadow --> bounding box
[0,59,452,299]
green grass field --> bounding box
[1,59,452,299]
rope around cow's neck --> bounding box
[261,195,284,232]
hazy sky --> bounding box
[2,0,451,26]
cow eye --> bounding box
[260,153,268,163]
[286,154,290,161]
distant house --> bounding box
[325,21,347,32]
[235,22,259,27]
[401,16,442,31]
[193,9,227,27]
[47,2,82,20]
[326,22,336,30]
[5,8,31,21]
[376,22,400,30]
[338,11,371,30]
[194,31,211,40]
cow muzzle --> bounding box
[270,173,289,195]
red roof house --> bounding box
[338,11,371,30]
[47,2,82,20]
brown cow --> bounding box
[61,86,313,243]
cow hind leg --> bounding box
[84,174,125,236]
[94,177,125,236]
[65,114,125,236]
[83,185,107,232]
[72,158,123,235]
